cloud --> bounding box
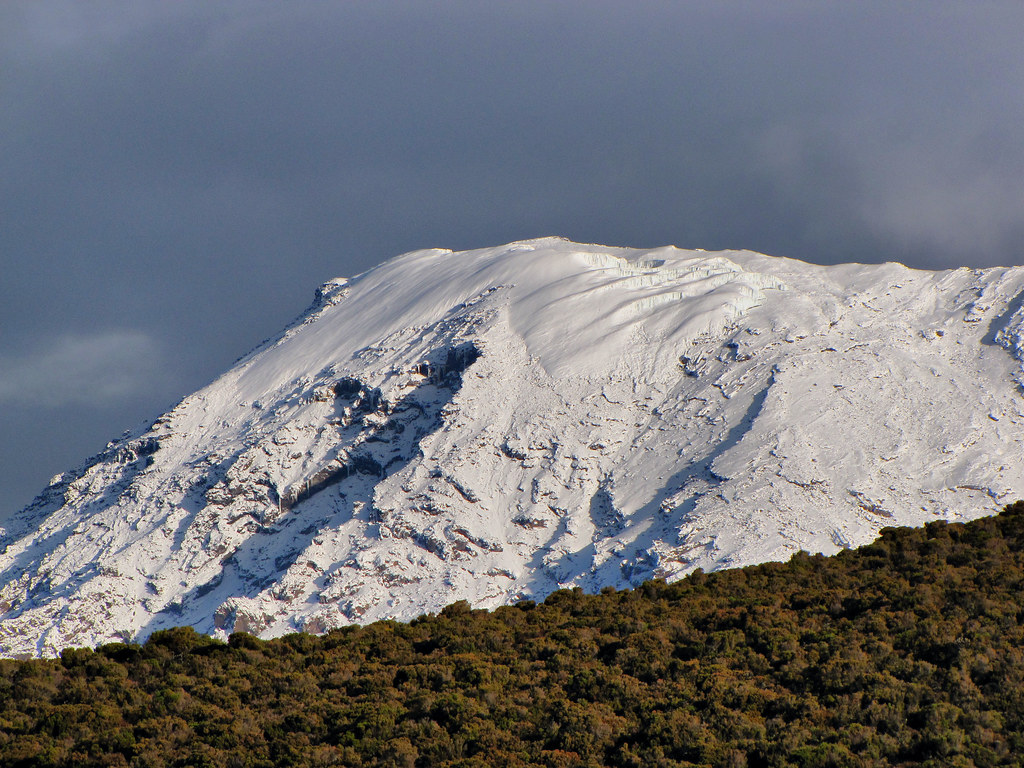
[854,146,1024,261]
[749,117,1024,267]
[0,331,164,408]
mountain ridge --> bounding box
[2,238,1023,657]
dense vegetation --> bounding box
[2,503,1024,768]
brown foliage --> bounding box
[1,502,1024,767]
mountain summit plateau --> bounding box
[3,238,1024,656]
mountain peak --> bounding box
[2,240,1024,656]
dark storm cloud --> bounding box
[3,0,1024,515]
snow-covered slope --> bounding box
[3,238,1024,656]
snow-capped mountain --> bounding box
[3,238,1024,657]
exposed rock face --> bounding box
[2,238,1024,656]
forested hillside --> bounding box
[3,502,1024,768]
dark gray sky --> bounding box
[3,1,1024,517]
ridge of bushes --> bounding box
[2,501,1024,767]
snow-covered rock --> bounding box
[2,237,1024,656]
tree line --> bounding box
[2,501,1024,767]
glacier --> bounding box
[2,237,1024,656]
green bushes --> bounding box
[2,502,1024,767]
